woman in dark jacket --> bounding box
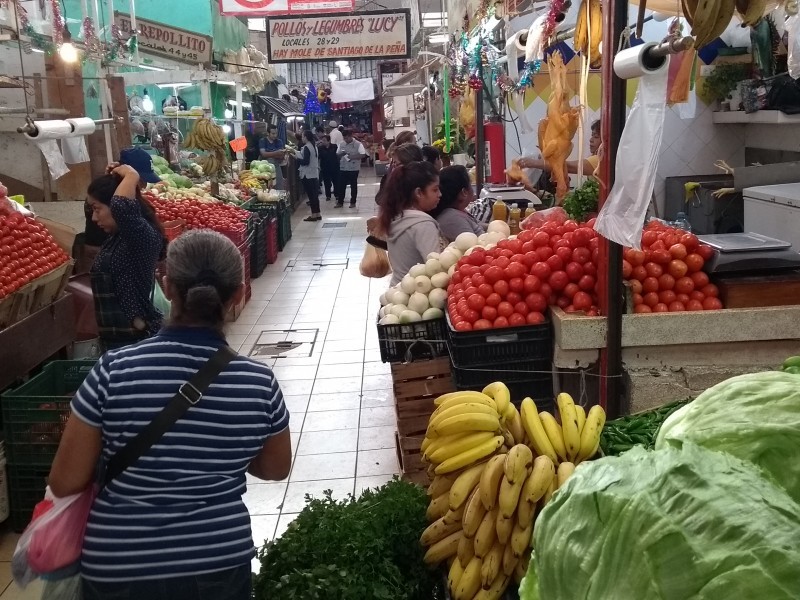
[317,134,340,202]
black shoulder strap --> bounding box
[104,345,237,486]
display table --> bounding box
[0,294,77,391]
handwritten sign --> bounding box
[229,137,248,152]
[114,13,213,65]
[265,9,411,63]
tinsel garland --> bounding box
[82,17,103,60]
[49,0,64,46]
[543,0,566,39]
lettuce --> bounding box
[522,444,800,600]
[655,371,800,503]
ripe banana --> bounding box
[502,541,519,576]
[540,411,568,461]
[574,0,588,54]
[474,507,498,558]
[577,404,606,462]
[496,512,514,544]
[435,435,504,475]
[428,402,500,435]
[514,550,530,584]
[517,497,535,529]
[458,530,475,567]
[557,461,576,489]
[449,461,488,510]
[434,390,495,407]
[454,555,483,600]
[587,0,602,67]
[443,503,466,526]
[480,541,504,589]
[542,477,557,506]
[482,382,511,416]
[463,487,488,538]
[511,520,533,557]
[431,412,501,438]
[448,555,465,592]
[500,426,515,448]
[498,476,525,519]
[557,393,581,461]
[427,473,457,498]
[741,0,766,26]
[424,430,494,463]
[421,515,461,546]
[575,404,586,436]
[427,492,450,521]
[504,444,533,485]
[423,530,461,565]
[422,431,470,460]
[522,455,556,505]
[507,406,526,444]
[520,398,559,464]
[476,573,511,600]
[479,454,506,511]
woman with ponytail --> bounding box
[379,161,447,285]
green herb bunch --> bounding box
[562,178,600,222]
[253,478,444,600]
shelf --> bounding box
[711,110,800,124]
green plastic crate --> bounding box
[8,463,50,532]
[2,360,96,466]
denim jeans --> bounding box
[82,564,251,600]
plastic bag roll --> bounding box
[505,29,534,134]
[613,42,668,80]
[66,117,97,136]
[23,120,72,140]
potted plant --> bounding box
[433,118,467,165]
[703,64,750,110]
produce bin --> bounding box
[249,217,268,279]
[0,260,73,330]
[449,355,554,410]
[278,196,292,250]
[446,313,553,367]
[378,317,448,363]
[265,217,279,264]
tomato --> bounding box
[531,262,552,280]
[641,277,659,294]
[697,244,715,260]
[525,293,547,312]
[669,243,688,260]
[676,293,690,304]
[467,249,486,266]
[533,231,550,247]
[505,262,527,280]
[701,283,719,298]
[477,283,494,298]
[572,247,592,265]
[634,304,652,313]
[508,277,525,294]
[658,290,677,305]
[455,320,473,331]
[494,256,511,270]
[629,280,643,295]
[563,283,579,299]
[523,275,541,294]
[675,276,695,294]
[521,241,535,254]
[578,275,596,291]
[668,301,686,312]
[644,262,663,278]
[540,283,553,299]
[536,246,554,261]
[485,292,502,307]
[572,227,594,248]
[703,297,723,310]
[481,305,498,321]
[497,301,515,318]
[632,293,644,306]
[553,246,572,265]
[464,286,479,298]
[518,230,535,243]
[451,272,463,286]
[684,253,704,273]
[690,271,709,288]
[546,255,564,272]
[690,290,706,302]
[622,259,633,279]
[508,313,527,327]
[471,273,486,287]
[548,271,569,291]
[631,265,648,282]
[650,249,671,265]
[514,301,529,315]
[506,292,523,305]
[521,252,538,269]
[657,274,675,291]
[493,316,510,328]
[557,295,571,309]
[564,261,583,282]
[527,311,546,325]
[629,249,646,266]
[573,291,592,311]
[461,308,480,323]
[642,292,658,307]
[668,260,689,279]
[458,264,474,279]
[686,299,704,311]
[493,280,510,297]
[467,294,486,311]
[641,230,659,247]
[472,318,492,330]
[484,266,504,284]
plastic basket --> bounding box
[1,360,95,466]
[250,218,268,279]
[215,223,248,247]
[8,464,49,532]
[446,312,553,367]
[265,218,279,264]
[161,219,185,242]
[450,354,554,409]
[377,316,448,363]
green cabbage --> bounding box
[521,444,800,600]
[655,371,800,503]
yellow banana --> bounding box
[435,436,504,475]
[500,426,515,448]
[421,515,462,546]
[425,431,493,463]
[473,507,498,558]
[422,431,469,460]
[482,382,511,416]
[449,461,488,510]
[498,476,524,519]
[522,455,555,504]
[479,454,506,511]
[557,393,581,461]
[448,555,465,592]
[742,0,766,26]
[574,0,588,54]
[511,519,533,557]
[496,512,514,544]
[504,444,533,485]
[421,436,433,454]
[542,477,556,506]
[454,555,483,600]
[431,412,501,438]
[476,573,511,600]
[435,390,495,407]
[577,404,606,462]
[539,411,568,461]
[463,487,488,538]
[457,530,475,567]
[502,541,519,576]
[427,473,457,498]
[514,550,530,584]
[517,497,535,529]
[423,530,461,565]
[507,406,526,444]
[480,541,504,589]
[427,492,450,521]
[588,0,602,67]
[575,404,586,436]
[428,403,500,435]
[443,502,466,526]
[520,398,559,464]
[557,461,575,489]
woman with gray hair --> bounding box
[48,230,292,600]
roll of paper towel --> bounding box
[613,42,669,80]
[23,120,72,140]
[67,117,97,136]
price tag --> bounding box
[229,137,247,152]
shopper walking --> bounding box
[335,129,366,208]
[48,229,292,600]
[258,124,287,190]
[296,130,322,222]
[327,120,344,147]
[318,134,339,202]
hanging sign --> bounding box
[218,0,355,16]
[265,9,411,63]
[229,137,248,152]
[114,13,213,65]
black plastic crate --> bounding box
[8,463,50,532]
[377,317,448,363]
[450,356,554,409]
[250,218,267,279]
[446,313,553,367]
[2,361,95,466]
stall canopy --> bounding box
[330,79,376,104]
[256,96,304,118]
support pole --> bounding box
[234,81,244,166]
[475,63,485,195]
[597,0,627,417]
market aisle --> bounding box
[0,175,397,596]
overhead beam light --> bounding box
[428,33,449,44]
[328,73,337,81]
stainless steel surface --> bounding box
[698,232,792,252]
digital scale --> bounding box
[479,184,543,208]
[699,232,800,274]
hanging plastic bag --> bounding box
[359,244,392,278]
[12,486,96,587]
[41,574,83,600]
[151,280,171,319]
[787,13,800,79]
[594,64,670,249]
[667,49,696,105]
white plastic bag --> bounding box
[787,14,800,80]
[594,64,669,249]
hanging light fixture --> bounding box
[224,108,234,119]
[58,27,79,63]
[141,89,154,113]
[328,73,337,81]
[222,124,232,134]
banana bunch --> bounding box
[184,118,228,151]
[238,170,262,190]
[734,0,766,26]
[682,0,737,48]
[573,0,602,68]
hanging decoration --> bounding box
[49,0,64,47]
[304,81,323,114]
[543,0,566,39]
[103,23,136,64]
[16,1,54,54]
[82,17,103,61]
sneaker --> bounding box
[334,202,344,208]
[349,202,356,208]
[303,215,322,222]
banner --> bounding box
[265,9,411,63]
[114,13,212,65]
[330,78,375,104]
[219,0,354,16]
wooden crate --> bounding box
[0,260,73,330]
[394,431,429,487]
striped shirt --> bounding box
[71,326,289,583]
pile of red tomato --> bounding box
[143,193,250,232]
[626,221,722,313]
[447,219,601,331]
[0,212,71,300]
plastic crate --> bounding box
[250,218,268,279]
[377,316,448,363]
[1,360,95,465]
[215,224,248,247]
[8,463,49,532]
[161,219,186,242]
[265,218,279,264]
[450,356,554,409]
[446,312,553,367]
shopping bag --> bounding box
[151,280,171,319]
[12,485,96,587]
[42,574,83,600]
[359,243,392,278]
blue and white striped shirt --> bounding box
[71,326,289,582]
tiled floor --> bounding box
[0,175,399,596]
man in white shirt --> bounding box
[327,120,344,147]
[335,129,366,208]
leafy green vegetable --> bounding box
[655,370,800,503]
[253,478,444,600]
[561,178,599,222]
[522,444,800,600]
[600,399,690,455]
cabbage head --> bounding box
[655,371,800,503]
[521,444,800,600]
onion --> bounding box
[487,220,511,237]
[425,258,444,277]
[400,275,416,295]
[408,292,430,315]
[408,263,428,278]
[431,272,450,289]
[428,288,447,309]
[422,307,443,320]
[399,310,422,323]
[455,232,479,252]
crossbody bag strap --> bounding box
[103,345,237,486]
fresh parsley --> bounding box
[562,179,600,222]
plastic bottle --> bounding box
[491,196,508,222]
[508,203,521,235]
[674,212,692,232]
[524,205,536,219]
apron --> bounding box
[90,270,148,351]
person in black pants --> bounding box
[317,135,339,202]
[295,130,321,221]
[335,129,366,208]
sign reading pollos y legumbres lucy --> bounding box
[265,9,411,63]
[114,12,213,65]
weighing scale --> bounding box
[479,185,543,208]
[699,232,800,274]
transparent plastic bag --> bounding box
[788,14,800,80]
[359,243,392,278]
[41,574,83,600]
[521,206,568,230]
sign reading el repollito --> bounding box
[218,0,355,16]
[114,13,213,65]
[266,10,411,63]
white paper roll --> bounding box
[67,117,97,136]
[505,30,534,134]
[613,43,669,80]
[24,120,73,140]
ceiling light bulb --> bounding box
[222,124,232,134]
[142,91,154,113]
[328,73,337,81]
[224,108,234,119]
[335,60,349,67]
[59,41,78,63]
